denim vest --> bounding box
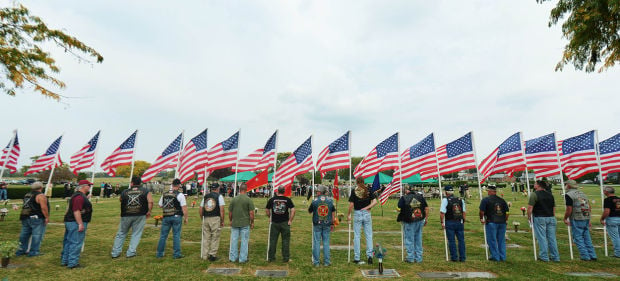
[311,195,334,225]
[566,189,590,220]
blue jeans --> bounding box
[606,217,620,257]
[353,210,373,260]
[533,216,560,261]
[485,222,506,261]
[570,219,597,260]
[312,224,331,265]
[403,220,424,262]
[0,188,6,200]
[111,216,146,257]
[60,221,88,267]
[156,216,182,258]
[229,226,250,262]
[445,220,466,261]
[16,218,47,256]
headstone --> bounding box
[206,268,241,275]
[361,269,400,278]
[418,272,496,279]
[255,270,288,278]
[565,272,617,278]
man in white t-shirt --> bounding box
[199,184,226,261]
[156,179,188,259]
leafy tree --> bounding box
[36,163,75,183]
[538,0,620,72]
[77,172,87,181]
[116,160,151,178]
[0,4,103,100]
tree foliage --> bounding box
[115,160,151,178]
[0,4,103,100]
[36,163,75,183]
[538,0,620,72]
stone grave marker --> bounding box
[361,269,400,278]
[255,270,288,278]
[205,268,241,276]
[418,272,497,279]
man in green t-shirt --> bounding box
[228,183,255,263]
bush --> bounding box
[5,185,111,199]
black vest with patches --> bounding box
[445,195,464,221]
[120,187,149,217]
[20,191,46,220]
[64,192,93,223]
[532,190,554,217]
[162,190,183,217]
[202,192,221,218]
[400,193,426,223]
[484,195,507,224]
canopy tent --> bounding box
[363,172,393,184]
[402,174,438,184]
[219,171,256,182]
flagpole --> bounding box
[266,130,278,261]
[347,130,352,263]
[128,130,138,192]
[88,131,101,197]
[594,130,609,256]
[397,132,404,262]
[433,133,449,261]
[44,134,63,198]
[519,132,537,260]
[175,130,185,179]
[0,130,17,183]
[233,130,240,197]
[471,131,489,260]
[310,134,316,264]
[553,131,574,260]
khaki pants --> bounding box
[201,216,222,259]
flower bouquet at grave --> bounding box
[373,243,387,274]
[153,215,163,227]
[513,221,520,232]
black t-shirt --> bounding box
[266,195,295,223]
[604,196,620,217]
[565,194,573,206]
[349,187,376,210]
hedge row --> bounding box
[4,185,130,200]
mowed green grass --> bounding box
[1,183,619,280]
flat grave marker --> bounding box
[361,269,400,278]
[255,270,288,278]
[565,272,617,278]
[205,267,241,276]
[418,272,497,279]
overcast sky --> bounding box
[2,0,618,172]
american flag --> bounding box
[178,129,208,183]
[317,131,350,178]
[479,132,525,183]
[353,133,399,179]
[525,133,559,178]
[100,131,137,177]
[70,131,100,175]
[559,131,599,179]
[599,133,620,179]
[0,131,20,174]
[196,131,240,184]
[141,133,183,182]
[274,136,313,196]
[380,133,437,205]
[235,131,277,172]
[436,132,476,176]
[24,136,63,176]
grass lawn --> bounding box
[1,183,618,280]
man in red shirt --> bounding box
[60,180,93,269]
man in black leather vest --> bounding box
[111,177,153,258]
[527,180,559,262]
[398,186,428,263]
[61,180,93,269]
[200,183,225,261]
[439,185,467,262]
[479,185,509,261]
[156,179,188,259]
[15,181,49,257]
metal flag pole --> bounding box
[0,130,17,183]
[88,131,101,198]
[432,133,449,261]
[310,134,315,264]
[128,130,139,192]
[266,130,279,261]
[553,131,574,260]
[519,132,537,260]
[594,130,609,256]
[471,131,489,260]
[397,132,404,262]
[348,130,352,263]
[45,134,63,198]
[233,130,240,197]
[175,131,185,179]
[200,128,210,260]
[201,129,209,196]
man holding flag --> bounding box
[308,185,336,266]
[111,177,153,259]
[398,185,428,263]
[440,185,467,262]
[348,177,377,265]
[266,186,295,262]
[200,183,225,261]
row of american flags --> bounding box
[2,129,620,200]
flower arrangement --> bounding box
[0,208,7,221]
[0,240,19,258]
[520,206,526,216]
[191,201,196,208]
[153,215,163,227]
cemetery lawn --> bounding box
[1,183,618,280]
